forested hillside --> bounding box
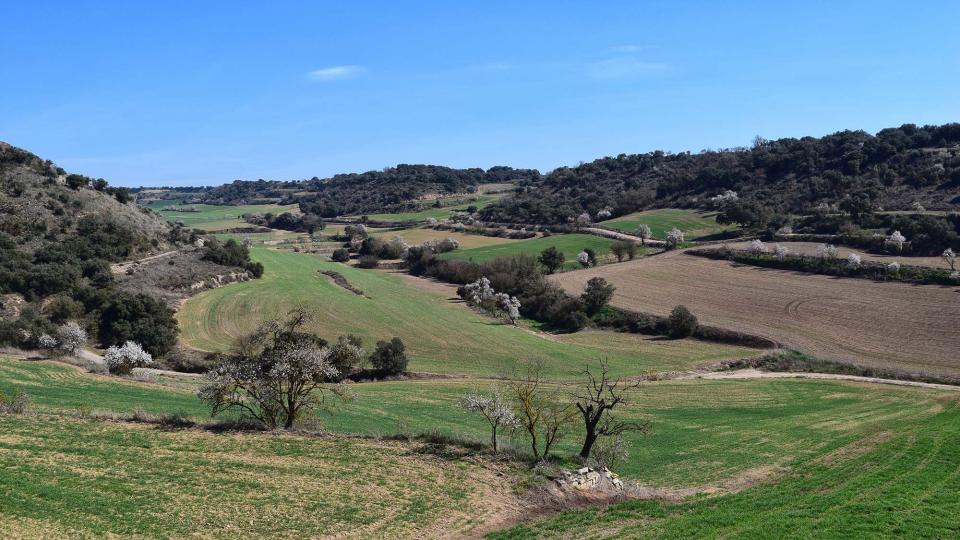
[482,123,960,225]
[0,142,246,357]
[150,165,540,217]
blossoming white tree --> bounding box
[596,208,612,220]
[575,212,592,229]
[774,244,789,261]
[885,231,907,254]
[198,309,346,429]
[104,341,153,375]
[847,253,862,268]
[577,250,591,267]
[816,244,839,260]
[462,277,521,324]
[749,239,767,255]
[634,224,652,245]
[665,228,684,249]
[887,261,901,273]
[459,390,518,453]
[57,322,87,355]
[943,248,957,272]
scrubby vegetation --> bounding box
[482,123,960,224]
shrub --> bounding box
[668,305,698,338]
[538,247,565,274]
[0,390,30,414]
[581,277,615,316]
[331,248,350,262]
[98,292,178,357]
[554,310,589,333]
[357,255,380,269]
[369,337,407,375]
[104,341,153,375]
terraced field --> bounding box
[369,226,521,250]
[438,234,616,270]
[553,250,960,377]
[600,208,736,241]
[144,202,300,231]
[177,248,757,380]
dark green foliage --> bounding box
[98,293,178,356]
[537,246,565,273]
[356,255,380,269]
[331,248,350,262]
[369,337,407,375]
[481,123,960,224]
[580,277,615,316]
[668,305,698,339]
[201,238,263,276]
[609,240,637,262]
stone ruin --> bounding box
[556,467,624,493]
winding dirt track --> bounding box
[552,251,960,377]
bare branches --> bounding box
[573,359,647,459]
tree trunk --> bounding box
[579,431,599,458]
[491,425,498,453]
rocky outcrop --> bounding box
[0,294,25,320]
[186,271,253,292]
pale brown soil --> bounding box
[724,241,950,269]
[552,251,960,377]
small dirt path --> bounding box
[111,250,180,275]
[581,227,666,247]
[673,368,960,391]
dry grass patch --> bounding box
[552,250,960,377]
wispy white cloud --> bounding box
[606,44,642,54]
[307,65,366,81]
[584,57,672,80]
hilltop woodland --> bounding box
[480,124,960,225]
[0,144,259,357]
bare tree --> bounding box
[573,361,650,458]
[506,360,575,461]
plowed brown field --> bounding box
[552,251,960,376]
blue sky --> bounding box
[2,1,958,187]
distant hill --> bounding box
[481,123,960,225]
[143,165,541,217]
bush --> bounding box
[331,248,350,262]
[98,292,178,357]
[668,305,698,338]
[356,255,380,269]
[554,310,590,333]
[369,337,407,375]
[0,390,30,414]
[581,277,615,316]
[104,341,153,375]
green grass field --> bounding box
[176,247,755,380]
[360,194,500,222]
[0,411,517,538]
[144,201,300,232]
[438,233,616,270]
[600,208,737,241]
[2,356,957,538]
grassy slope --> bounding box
[438,234,615,270]
[1,358,950,485]
[362,194,499,222]
[177,247,755,380]
[600,208,736,241]
[0,413,516,538]
[145,202,300,231]
[493,398,960,539]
